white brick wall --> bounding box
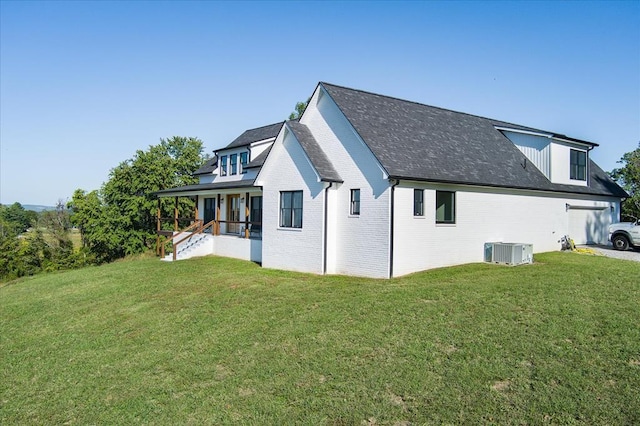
[259,129,326,274]
[393,183,619,276]
[302,87,391,278]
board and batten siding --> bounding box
[302,85,391,278]
[502,130,551,179]
[258,129,326,275]
[392,184,619,277]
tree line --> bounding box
[1,136,206,282]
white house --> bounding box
[156,82,627,278]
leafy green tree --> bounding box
[611,142,640,221]
[288,97,311,120]
[0,202,33,235]
[69,136,206,262]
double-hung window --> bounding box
[220,155,228,176]
[280,191,303,228]
[414,189,424,216]
[436,191,455,224]
[240,152,248,174]
[570,149,587,181]
[350,189,360,215]
[230,154,238,175]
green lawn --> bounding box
[1,253,639,424]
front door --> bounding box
[227,194,241,234]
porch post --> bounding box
[244,192,250,239]
[194,195,199,225]
[174,196,178,231]
[216,194,221,235]
[156,198,161,255]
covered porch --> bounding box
[155,182,263,263]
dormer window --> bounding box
[240,152,248,174]
[220,155,228,176]
[230,154,238,175]
[570,149,587,181]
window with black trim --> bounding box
[570,149,586,181]
[414,189,424,216]
[240,152,248,174]
[230,154,238,175]
[220,155,227,176]
[350,189,360,215]
[436,191,455,223]
[280,191,303,228]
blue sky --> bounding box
[1,0,638,206]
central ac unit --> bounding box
[484,242,533,265]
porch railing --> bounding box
[158,219,203,259]
[156,219,262,260]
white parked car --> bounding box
[608,220,640,251]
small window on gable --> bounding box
[240,152,248,174]
[570,149,587,181]
[350,189,360,215]
[436,191,455,224]
[220,155,227,176]
[414,189,424,216]
[230,154,238,175]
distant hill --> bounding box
[22,204,55,212]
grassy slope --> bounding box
[1,253,639,425]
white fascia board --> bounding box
[316,84,389,180]
[494,126,554,139]
[254,125,288,185]
[249,137,276,148]
[284,123,322,183]
[550,137,594,150]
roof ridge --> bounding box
[318,81,571,137]
[239,121,286,133]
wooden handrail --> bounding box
[160,219,264,261]
[159,220,203,258]
[172,219,217,261]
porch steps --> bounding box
[162,233,214,261]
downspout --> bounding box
[323,182,334,274]
[389,179,400,278]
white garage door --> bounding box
[568,207,609,245]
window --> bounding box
[414,189,424,216]
[230,154,238,175]
[436,191,455,224]
[250,196,262,224]
[280,191,303,228]
[350,189,360,215]
[220,155,227,176]
[240,152,248,174]
[570,149,587,181]
[250,196,262,237]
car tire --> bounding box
[612,234,630,251]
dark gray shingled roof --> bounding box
[155,179,257,196]
[319,82,626,198]
[286,121,342,183]
[222,122,284,150]
[193,156,218,176]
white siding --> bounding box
[259,130,326,274]
[550,141,589,187]
[302,87,391,278]
[392,183,619,276]
[502,131,551,178]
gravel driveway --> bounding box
[577,245,640,262]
